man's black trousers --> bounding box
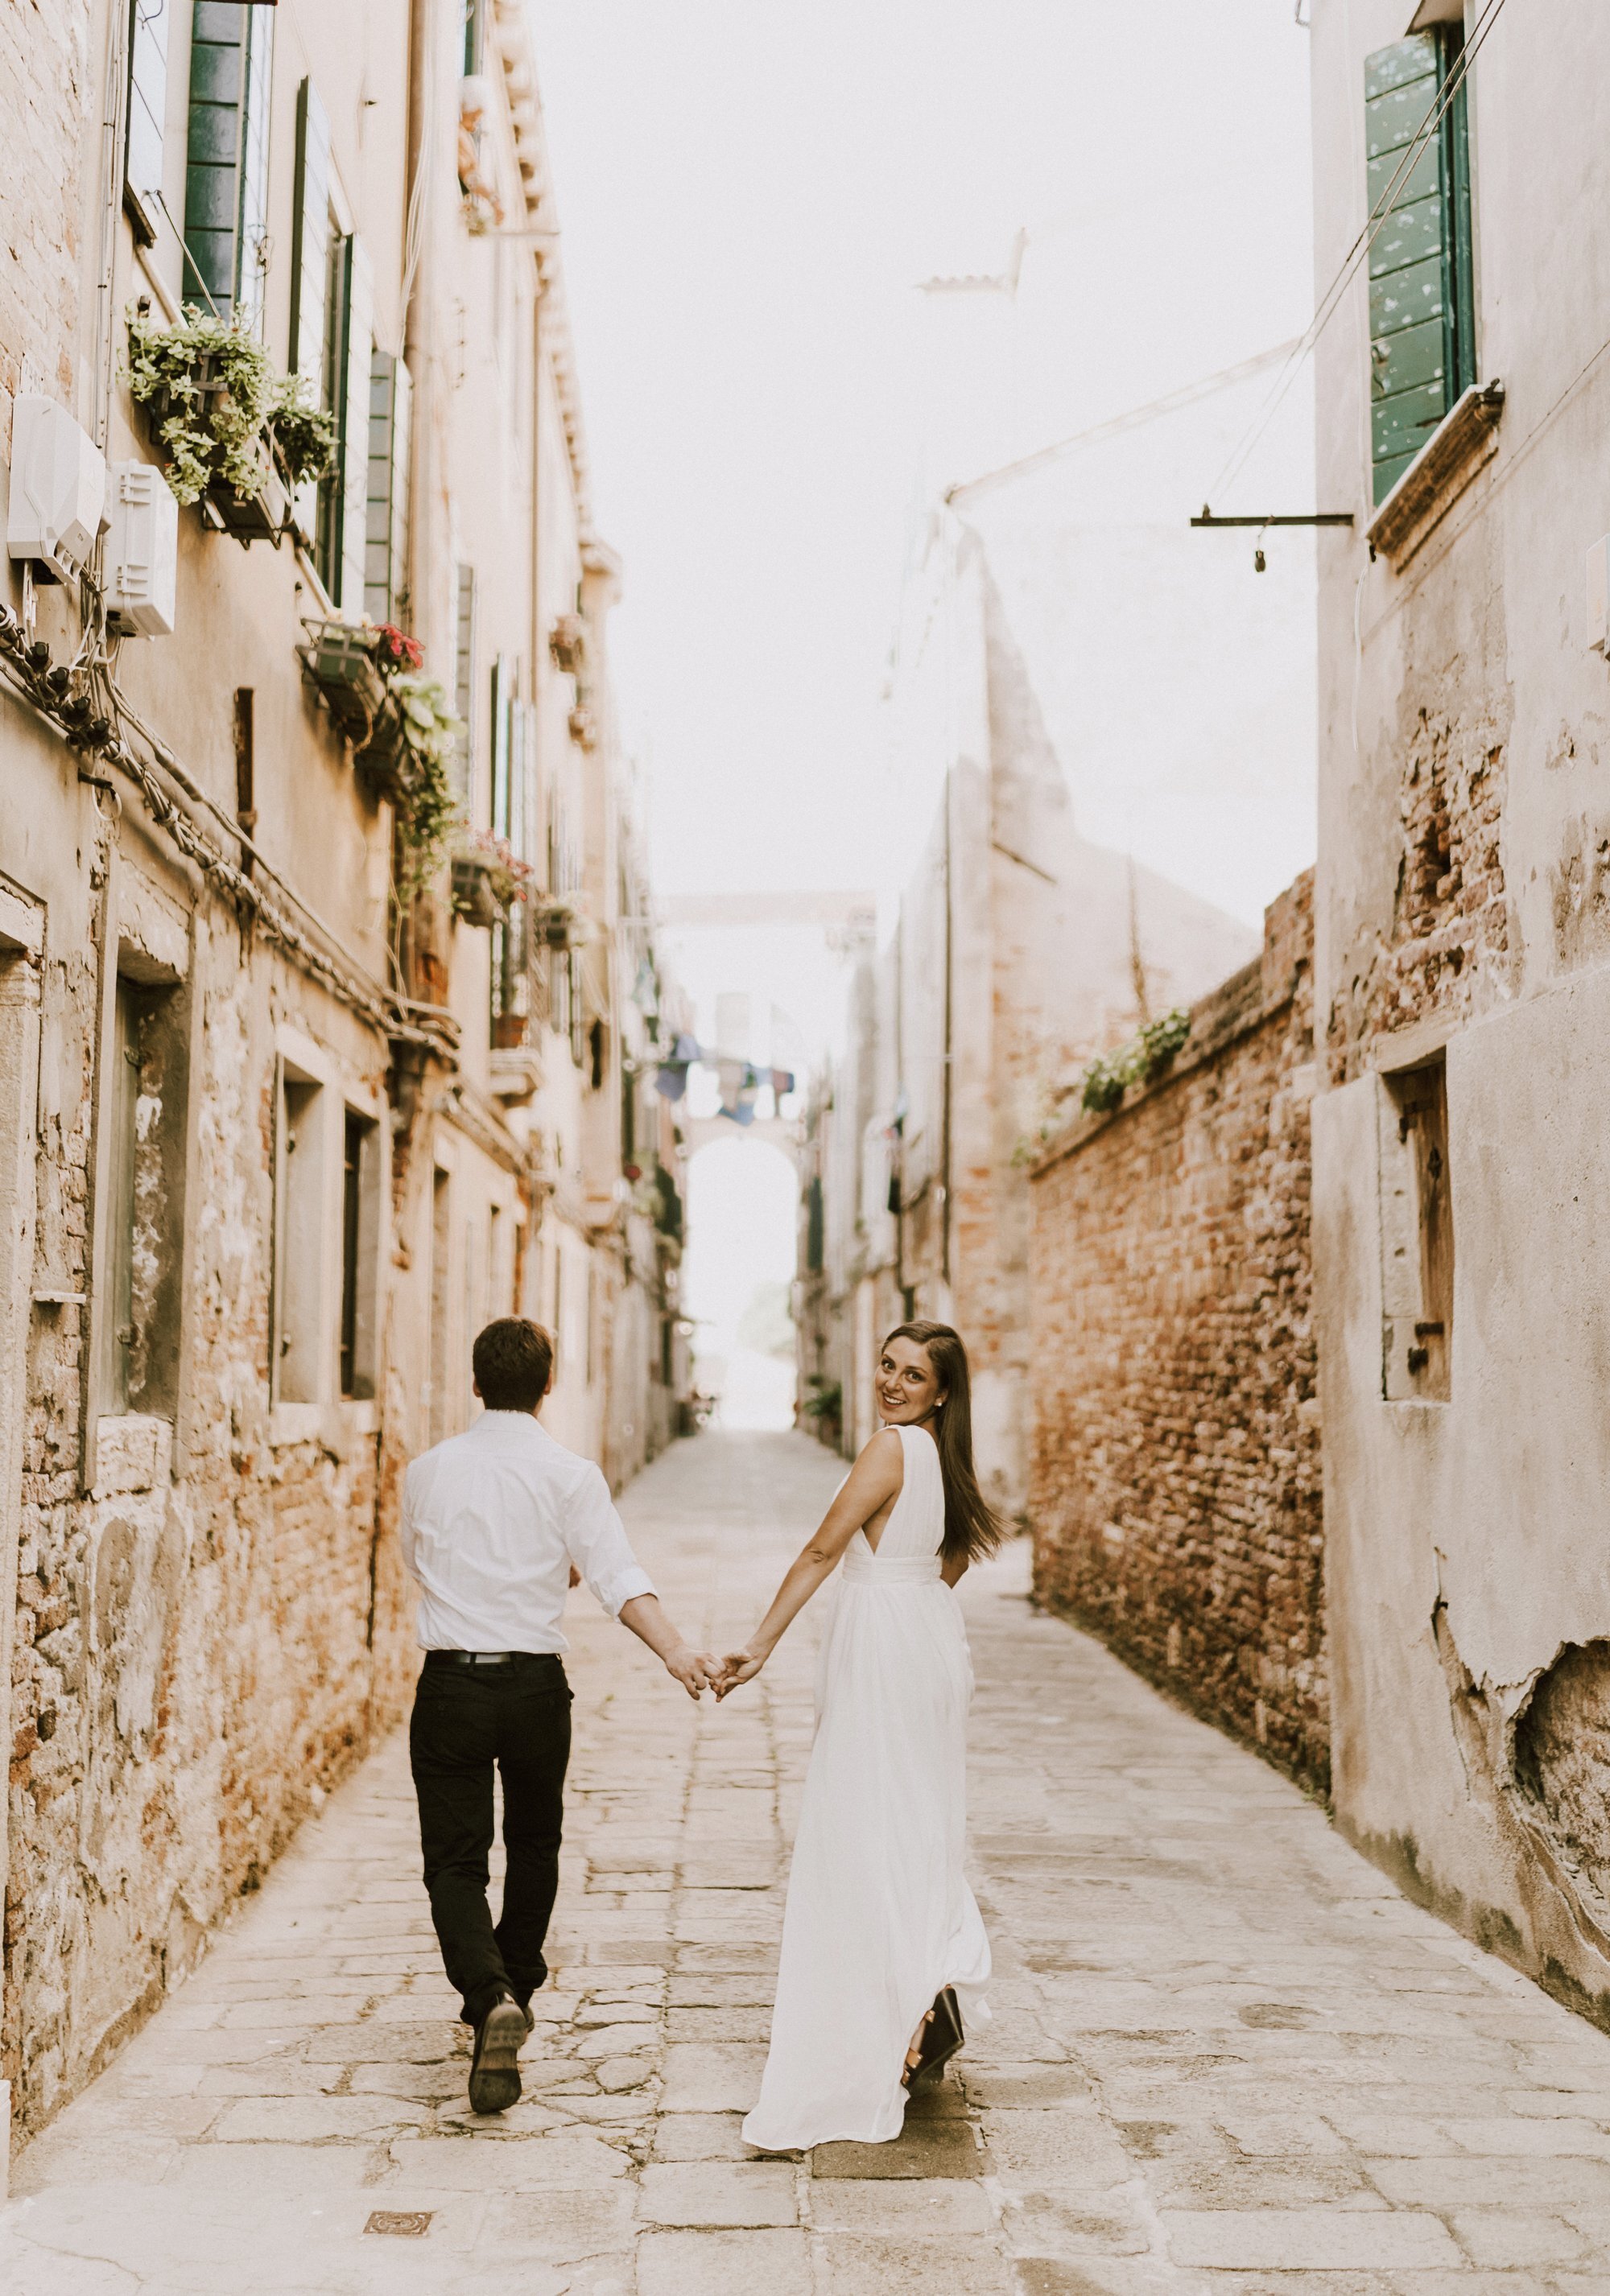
[409,1651,572,2028]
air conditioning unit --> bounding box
[6,395,105,583]
[105,463,178,637]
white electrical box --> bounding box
[6,394,105,582]
[1589,537,1610,655]
[105,462,178,638]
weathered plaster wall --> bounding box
[1311,0,1610,2017]
[4,813,415,2131]
[1030,875,1325,1791]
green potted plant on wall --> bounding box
[126,304,290,542]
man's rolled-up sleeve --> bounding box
[567,1464,655,1618]
[399,1465,421,1585]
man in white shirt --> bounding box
[401,1316,715,2113]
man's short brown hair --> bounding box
[472,1317,555,1412]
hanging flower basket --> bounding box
[208,455,288,543]
[351,694,409,792]
[568,703,597,751]
[451,855,503,928]
[549,613,585,674]
[451,829,535,925]
[296,620,390,740]
[126,310,275,509]
[535,899,591,952]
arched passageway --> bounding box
[683,1136,797,1429]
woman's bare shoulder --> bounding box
[851,1426,904,1484]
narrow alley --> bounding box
[4,1428,1608,2295]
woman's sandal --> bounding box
[906,1987,964,2090]
[900,2006,934,2090]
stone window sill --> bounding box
[1368,380,1505,563]
[269,1398,378,1451]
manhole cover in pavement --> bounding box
[365,2211,434,2236]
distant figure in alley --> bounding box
[716,1321,1001,2150]
[400,1317,718,2115]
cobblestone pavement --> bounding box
[6,1428,1610,2294]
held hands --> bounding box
[712,1645,768,1700]
[663,1643,722,1701]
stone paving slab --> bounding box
[6,1428,1610,2291]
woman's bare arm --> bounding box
[713,1432,904,1697]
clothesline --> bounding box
[654,1033,796,1123]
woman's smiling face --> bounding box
[877,1337,945,1424]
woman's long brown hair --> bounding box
[882,1321,1004,1566]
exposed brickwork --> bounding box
[0,0,90,455]
[1029,873,1327,1794]
[4,905,414,2136]
[1327,707,1513,1086]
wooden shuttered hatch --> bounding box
[184,1,276,321]
[1364,29,1476,506]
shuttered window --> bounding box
[1365,28,1476,505]
[308,227,373,608]
[454,565,477,797]
[289,78,331,389]
[183,2,274,321]
[125,0,171,249]
[336,236,374,608]
[490,655,511,837]
[365,353,412,623]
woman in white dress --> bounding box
[715,1321,1001,2151]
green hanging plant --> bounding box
[125,306,276,505]
[387,672,464,898]
[267,374,337,490]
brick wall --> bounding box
[4,907,415,2134]
[1028,872,1327,1794]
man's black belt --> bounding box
[424,1649,558,1667]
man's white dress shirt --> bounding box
[400,1410,654,1653]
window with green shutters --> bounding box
[125,0,171,249]
[454,565,478,798]
[365,354,412,624]
[183,2,275,323]
[308,236,373,605]
[289,78,331,391]
[1365,27,1476,505]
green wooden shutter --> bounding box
[288,77,331,389]
[490,654,510,835]
[125,0,171,249]
[1365,29,1476,505]
[183,2,273,319]
[365,352,411,624]
[454,565,477,797]
[184,3,247,312]
[236,4,274,331]
[336,235,374,610]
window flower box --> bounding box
[451,855,502,928]
[535,899,591,952]
[297,620,390,740]
[208,455,287,544]
[451,830,535,926]
[549,613,585,674]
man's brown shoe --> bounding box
[468,1993,525,2115]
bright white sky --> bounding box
[529,0,1317,920]
[529,2,1318,1393]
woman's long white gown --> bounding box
[742,1423,990,2150]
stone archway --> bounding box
[683,1134,799,1429]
